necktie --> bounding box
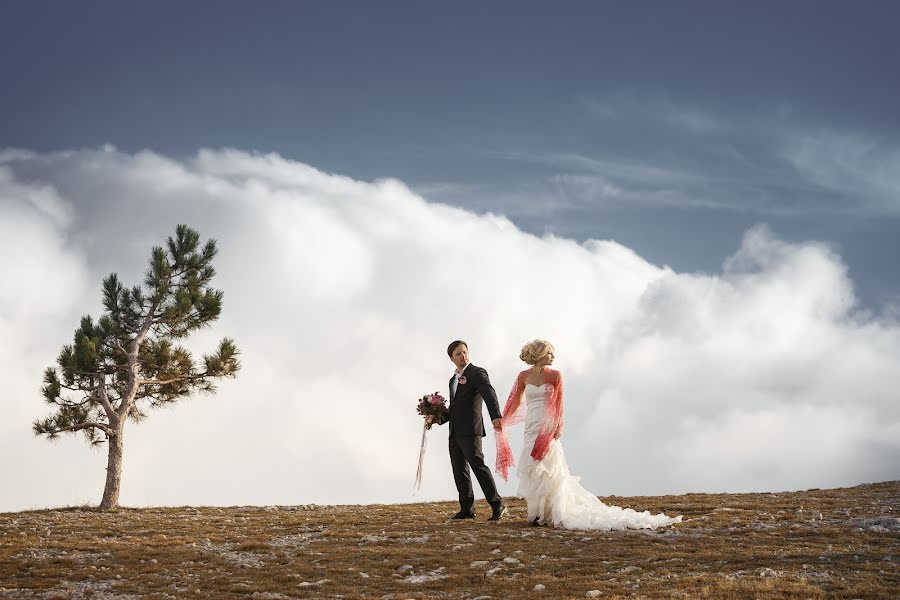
[451,373,459,399]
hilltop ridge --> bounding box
[1,482,898,599]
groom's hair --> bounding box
[447,340,468,357]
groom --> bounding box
[433,340,507,521]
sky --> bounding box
[1,2,899,511]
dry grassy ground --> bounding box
[1,481,897,599]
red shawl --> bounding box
[495,368,564,481]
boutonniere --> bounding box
[458,376,467,385]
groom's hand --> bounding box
[492,418,503,431]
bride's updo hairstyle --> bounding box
[519,339,554,365]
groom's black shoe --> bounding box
[450,510,476,520]
[488,502,508,521]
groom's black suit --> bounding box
[437,363,503,514]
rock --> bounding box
[396,565,414,574]
[359,572,369,578]
[401,535,429,543]
[491,548,501,554]
[470,560,490,568]
[403,568,448,584]
[503,557,521,565]
[586,591,602,598]
[485,567,503,577]
[534,584,546,591]
[618,566,642,574]
[852,517,900,532]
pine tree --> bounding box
[34,225,240,510]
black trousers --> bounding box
[449,435,502,513]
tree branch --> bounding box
[106,339,129,355]
[138,374,204,386]
[43,422,113,436]
[69,368,105,378]
[95,378,116,418]
[152,309,203,326]
[120,284,164,418]
[54,396,94,409]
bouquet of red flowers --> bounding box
[416,392,448,430]
[414,391,448,491]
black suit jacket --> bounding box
[438,364,502,437]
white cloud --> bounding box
[0,165,92,510]
[1,148,898,512]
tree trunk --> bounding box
[99,426,124,510]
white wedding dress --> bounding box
[517,383,682,530]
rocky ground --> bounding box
[1,481,897,599]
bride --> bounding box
[496,340,682,530]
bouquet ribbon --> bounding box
[414,423,428,491]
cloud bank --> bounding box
[1,147,898,512]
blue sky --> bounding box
[3,3,900,508]
[3,0,899,308]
